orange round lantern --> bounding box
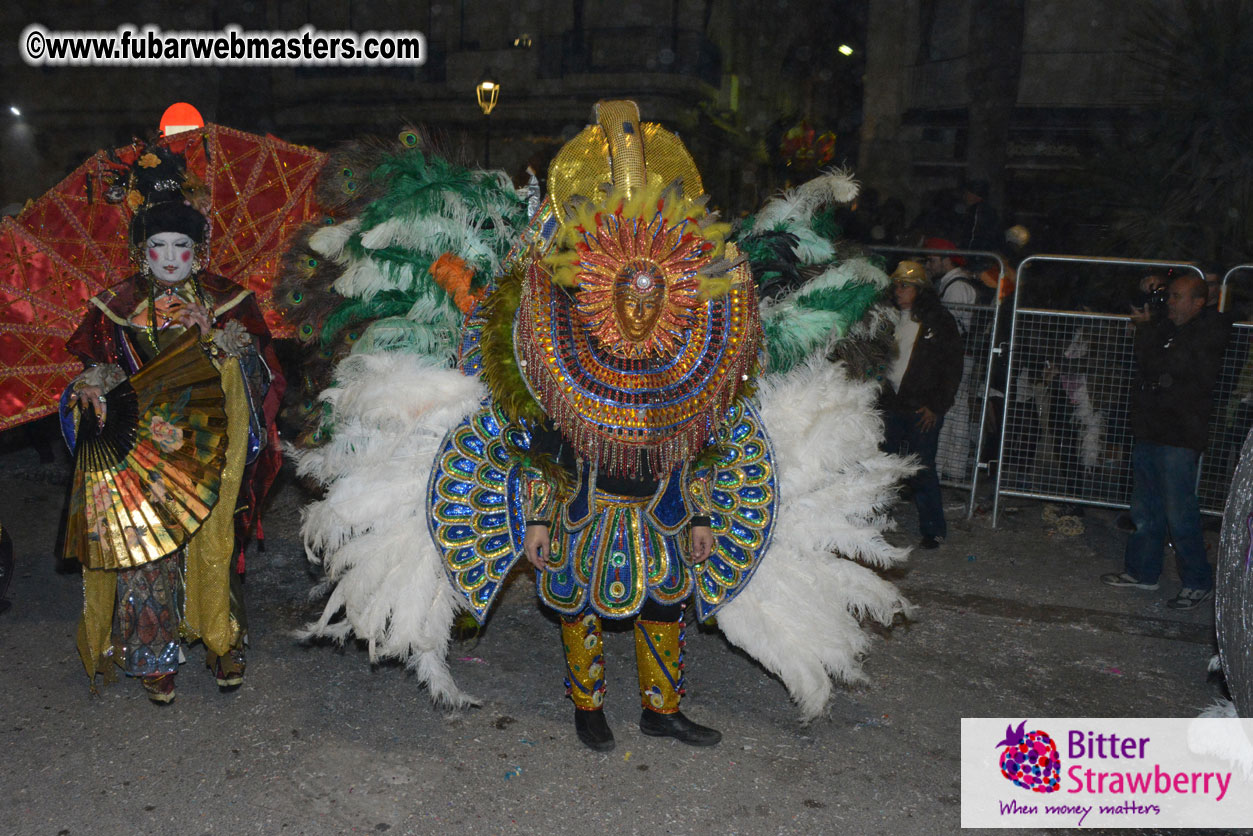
[159,102,204,137]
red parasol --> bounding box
[0,124,325,431]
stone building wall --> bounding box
[858,0,1155,234]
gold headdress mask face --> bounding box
[616,262,664,341]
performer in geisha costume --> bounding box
[64,151,283,703]
[293,102,913,749]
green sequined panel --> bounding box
[540,493,692,619]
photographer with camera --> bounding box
[1102,274,1230,609]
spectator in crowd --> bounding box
[1004,223,1031,263]
[1205,270,1222,312]
[1200,266,1252,319]
[924,238,978,310]
[1133,273,1169,324]
[880,261,964,549]
[874,197,908,245]
[1101,274,1231,609]
[843,187,880,243]
[1110,273,1171,531]
[958,179,1001,252]
[912,187,963,243]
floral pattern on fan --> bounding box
[149,415,185,453]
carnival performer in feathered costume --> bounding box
[292,102,914,745]
[495,100,765,748]
[64,148,284,703]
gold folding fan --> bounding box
[64,329,229,570]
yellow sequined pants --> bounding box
[561,603,687,714]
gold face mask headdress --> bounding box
[514,100,761,476]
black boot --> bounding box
[575,708,615,752]
[639,709,722,746]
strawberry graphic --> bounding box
[996,720,1061,793]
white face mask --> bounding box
[145,232,196,284]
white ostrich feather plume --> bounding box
[291,353,486,707]
[751,168,861,237]
[789,227,836,265]
[309,219,360,259]
[1190,700,1253,780]
[843,301,897,342]
[759,258,892,352]
[359,206,472,253]
[797,167,860,206]
[716,357,916,720]
[331,256,394,301]
[836,255,894,290]
[357,191,512,270]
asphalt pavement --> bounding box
[0,437,1231,836]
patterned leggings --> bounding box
[114,554,182,676]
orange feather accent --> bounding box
[428,252,478,314]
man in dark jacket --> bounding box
[1101,274,1230,608]
[880,261,964,549]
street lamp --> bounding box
[475,75,500,168]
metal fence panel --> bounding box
[997,309,1137,509]
[936,300,999,496]
[1206,266,1253,509]
[993,254,1244,526]
[998,314,1250,516]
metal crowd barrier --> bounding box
[871,245,1007,519]
[992,255,1211,527]
[1218,264,1252,313]
[1199,265,1253,513]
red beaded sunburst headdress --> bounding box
[515,101,761,477]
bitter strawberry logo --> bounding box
[996,720,1061,793]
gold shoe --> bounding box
[141,673,176,704]
[208,648,246,690]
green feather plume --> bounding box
[478,266,545,425]
[320,290,421,348]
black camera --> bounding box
[1135,284,1168,322]
[1147,284,1168,321]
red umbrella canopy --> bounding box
[0,124,325,431]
